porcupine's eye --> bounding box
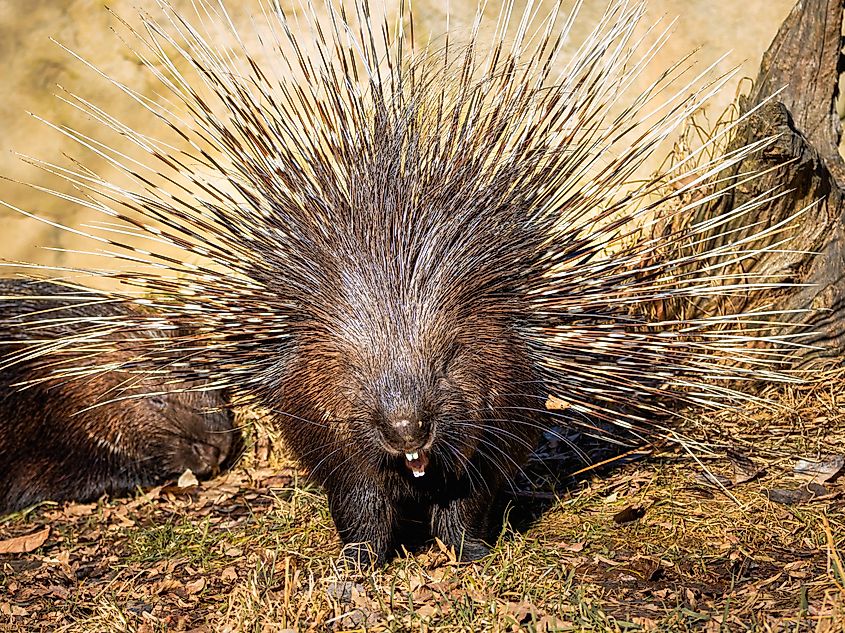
[439,341,464,375]
[148,394,168,410]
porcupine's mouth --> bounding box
[403,450,429,478]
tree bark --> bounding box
[676,0,845,362]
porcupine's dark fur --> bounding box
[0,279,237,514]
[0,0,807,563]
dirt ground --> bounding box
[1,375,843,632]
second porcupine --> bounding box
[0,279,237,514]
[3,1,803,563]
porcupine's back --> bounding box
[0,279,236,514]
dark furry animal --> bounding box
[3,0,802,564]
[0,280,236,514]
[277,306,540,564]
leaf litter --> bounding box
[0,376,843,630]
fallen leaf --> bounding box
[559,541,585,553]
[765,484,828,506]
[262,474,293,488]
[62,502,96,517]
[793,456,844,482]
[504,600,539,623]
[178,469,200,488]
[154,579,183,595]
[221,566,238,582]
[545,395,570,411]
[729,451,761,484]
[0,603,28,617]
[695,471,732,488]
[613,505,646,524]
[0,527,49,555]
[185,578,205,595]
[537,615,572,632]
[434,537,457,563]
[325,580,365,604]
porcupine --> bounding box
[0,279,237,514]
[0,0,803,563]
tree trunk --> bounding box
[674,0,845,362]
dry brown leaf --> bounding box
[221,566,238,582]
[695,471,733,488]
[766,484,828,505]
[62,502,96,517]
[0,602,28,617]
[434,537,457,563]
[154,578,183,595]
[262,474,294,488]
[729,451,761,484]
[559,541,585,552]
[185,577,206,595]
[536,615,571,632]
[0,527,49,554]
[613,505,646,524]
[177,469,200,488]
[504,599,539,623]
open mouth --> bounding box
[403,450,429,478]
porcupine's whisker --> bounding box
[451,417,594,476]
[451,420,537,453]
[463,438,530,496]
[317,442,374,487]
[458,414,629,459]
[265,407,331,430]
[446,431,518,492]
[436,431,489,494]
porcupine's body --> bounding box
[0,280,236,514]
[0,1,804,562]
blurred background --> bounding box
[0,0,795,279]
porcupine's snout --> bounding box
[158,391,236,477]
[381,409,433,478]
[185,439,226,477]
[385,413,430,450]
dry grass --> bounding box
[1,379,844,632]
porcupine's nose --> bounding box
[190,443,222,475]
[386,413,430,451]
[386,414,432,478]
[392,418,415,442]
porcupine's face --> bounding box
[289,307,532,482]
[60,378,236,482]
[341,338,486,480]
[142,388,236,478]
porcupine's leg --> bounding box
[430,489,494,561]
[327,476,397,567]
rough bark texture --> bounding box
[690,0,845,362]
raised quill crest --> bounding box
[0,0,811,559]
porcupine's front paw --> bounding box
[338,541,384,569]
[327,482,396,568]
[430,497,492,562]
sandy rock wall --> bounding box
[0,0,794,280]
